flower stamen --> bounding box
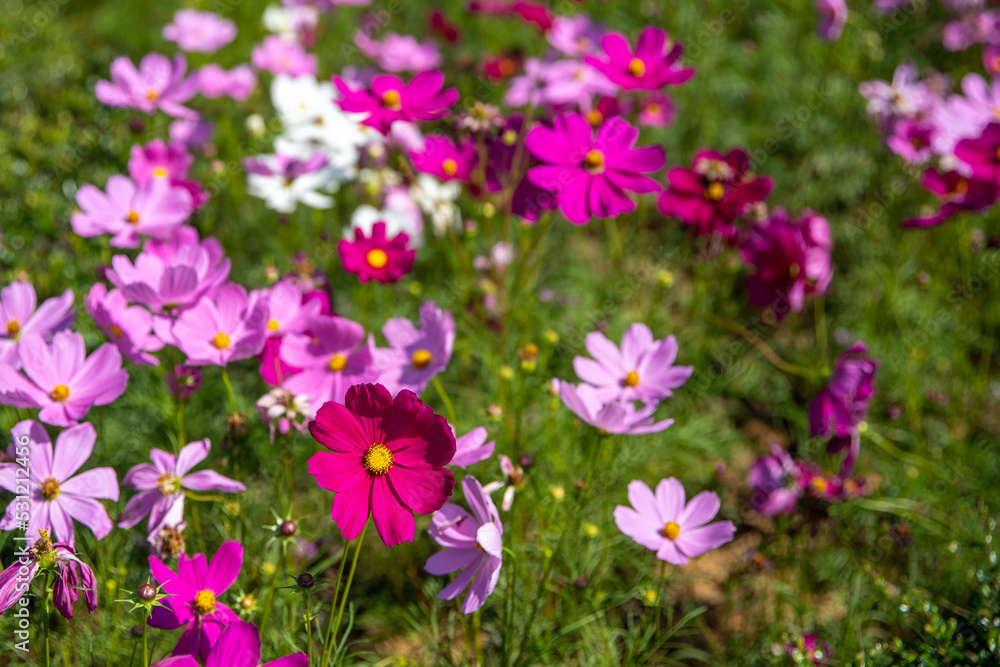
[662,521,680,540]
[363,443,394,476]
[51,384,70,402]
[411,349,433,369]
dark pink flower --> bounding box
[410,135,477,181]
[747,445,802,516]
[332,70,458,135]
[903,168,998,228]
[0,532,97,619]
[955,122,1000,183]
[167,365,202,400]
[584,27,694,91]
[95,54,199,119]
[338,221,415,284]
[810,342,878,475]
[151,621,307,666]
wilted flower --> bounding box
[256,388,311,441]
[0,530,97,619]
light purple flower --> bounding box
[170,117,215,149]
[118,439,245,536]
[163,10,237,53]
[95,53,199,119]
[167,365,203,401]
[553,380,674,435]
[614,478,736,565]
[747,445,802,516]
[0,332,128,427]
[198,64,258,101]
[151,620,308,666]
[547,14,606,56]
[572,324,693,405]
[71,175,193,248]
[376,301,455,394]
[0,420,118,548]
[0,282,75,367]
[172,284,269,366]
[858,61,931,123]
[504,58,545,107]
[356,32,442,72]
[424,476,503,614]
[538,60,617,107]
[815,0,847,41]
[251,36,317,76]
[85,283,164,366]
[449,426,495,469]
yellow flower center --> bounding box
[502,129,518,145]
[152,166,168,178]
[328,354,347,372]
[110,325,123,338]
[147,90,159,100]
[628,58,646,77]
[705,181,725,201]
[193,589,216,615]
[363,443,394,476]
[788,263,801,278]
[662,521,681,540]
[50,384,70,402]
[6,320,20,336]
[411,349,433,369]
[811,477,828,494]
[212,332,230,349]
[586,109,604,125]
[40,477,60,500]
[366,249,388,269]
[442,158,458,176]
[624,370,640,387]
[126,210,140,224]
[584,149,605,171]
[267,319,280,331]
[157,473,181,495]
[646,102,661,114]
[381,89,401,110]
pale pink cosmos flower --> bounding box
[614,478,736,565]
[118,439,245,536]
[251,35,317,76]
[85,283,164,366]
[197,64,258,101]
[257,279,324,338]
[0,331,128,427]
[163,9,237,53]
[0,282,75,367]
[72,175,193,248]
[356,31,442,72]
[572,324,693,405]
[95,53,199,119]
[172,284,269,366]
[547,13,606,56]
[449,426,495,469]
[375,301,454,395]
[552,380,675,435]
[0,420,119,548]
[128,139,208,209]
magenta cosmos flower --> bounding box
[333,70,458,135]
[747,444,802,516]
[815,0,848,41]
[553,380,675,435]
[95,53,199,119]
[72,175,193,248]
[584,26,694,91]
[526,114,665,225]
[0,420,118,548]
[86,283,164,366]
[424,475,502,613]
[809,342,878,475]
[282,315,375,415]
[163,9,237,53]
[614,478,735,565]
[903,168,998,228]
[0,281,74,367]
[410,135,477,181]
[119,439,245,536]
[955,122,1000,184]
[152,621,307,667]
[0,532,97,619]
[149,541,243,660]
[128,139,208,208]
[308,383,456,547]
[376,300,454,395]
[251,35,317,76]
[572,323,693,405]
[741,208,833,316]
[172,284,268,366]
[449,425,495,469]
[658,148,774,239]
[338,221,415,284]
[0,331,127,427]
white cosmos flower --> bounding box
[411,174,462,237]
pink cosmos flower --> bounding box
[638,94,675,127]
[95,53,199,119]
[547,14,606,56]
[172,284,269,366]
[168,365,203,401]
[902,167,998,228]
[332,70,458,135]
[525,114,665,225]
[0,420,118,548]
[424,475,503,614]
[786,632,830,666]
[740,208,833,316]
[553,380,675,435]
[356,32,442,72]
[584,27,694,91]
[281,315,375,414]
[375,301,454,395]
[0,532,97,619]
[955,122,1000,183]
[118,439,245,536]
[449,426,495,469]
[251,36,317,76]
[170,117,215,149]
[127,139,207,208]
[614,478,736,565]
[0,282,74,367]
[197,64,258,101]
[572,324,693,405]
[538,60,618,107]
[815,0,848,41]
[163,10,237,53]
[86,283,164,365]
[338,221,415,284]
[410,135,477,181]
[0,331,127,427]
[72,175,193,248]
[747,444,802,516]
[149,541,243,660]
[259,280,325,340]
[658,148,774,239]
[151,621,307,667]
[886,119,935,164]
[308,383,456,547]
[858,60,931,124]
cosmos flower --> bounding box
[151,621,308,666]
[375,301,454,395]
[571,323,693,405]
[0,281,75,368]
[902,167,997,228]
[245,142,339,213]
[337,221,416,284]
[424,476,503,613]
[584,26,694,91]
[614,478,736,565]
[71,175,193,248]
[0,530,97,619]
[552,380,674,435]
[95,53,199,119]
[162,9,237,53]
[356,31,442,72]
[251,35,317,76]
[815,0,848,41]
[547,13,606,56]
[127,139,208,208]
[85,283,164,366]
[409,135,477,181]
[256,388,311,442]
[0,331,128,427]
[197,64,258,101]
[747,444,802,516]
[332,70,458,135]
[307,383,456,547]
[955,122,1000,183]
[172,284,269,367]
[0,420,118,548]
[449,426,495,469]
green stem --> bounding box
[42,571,51,667]
[432,376,458,426]
[258,554,281,637]
[220,367,237,415]
[320,534,357,666]
[143,616,149,667]
[306,598,313,666]
[176,398,186,452]
[330,522,368,657]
